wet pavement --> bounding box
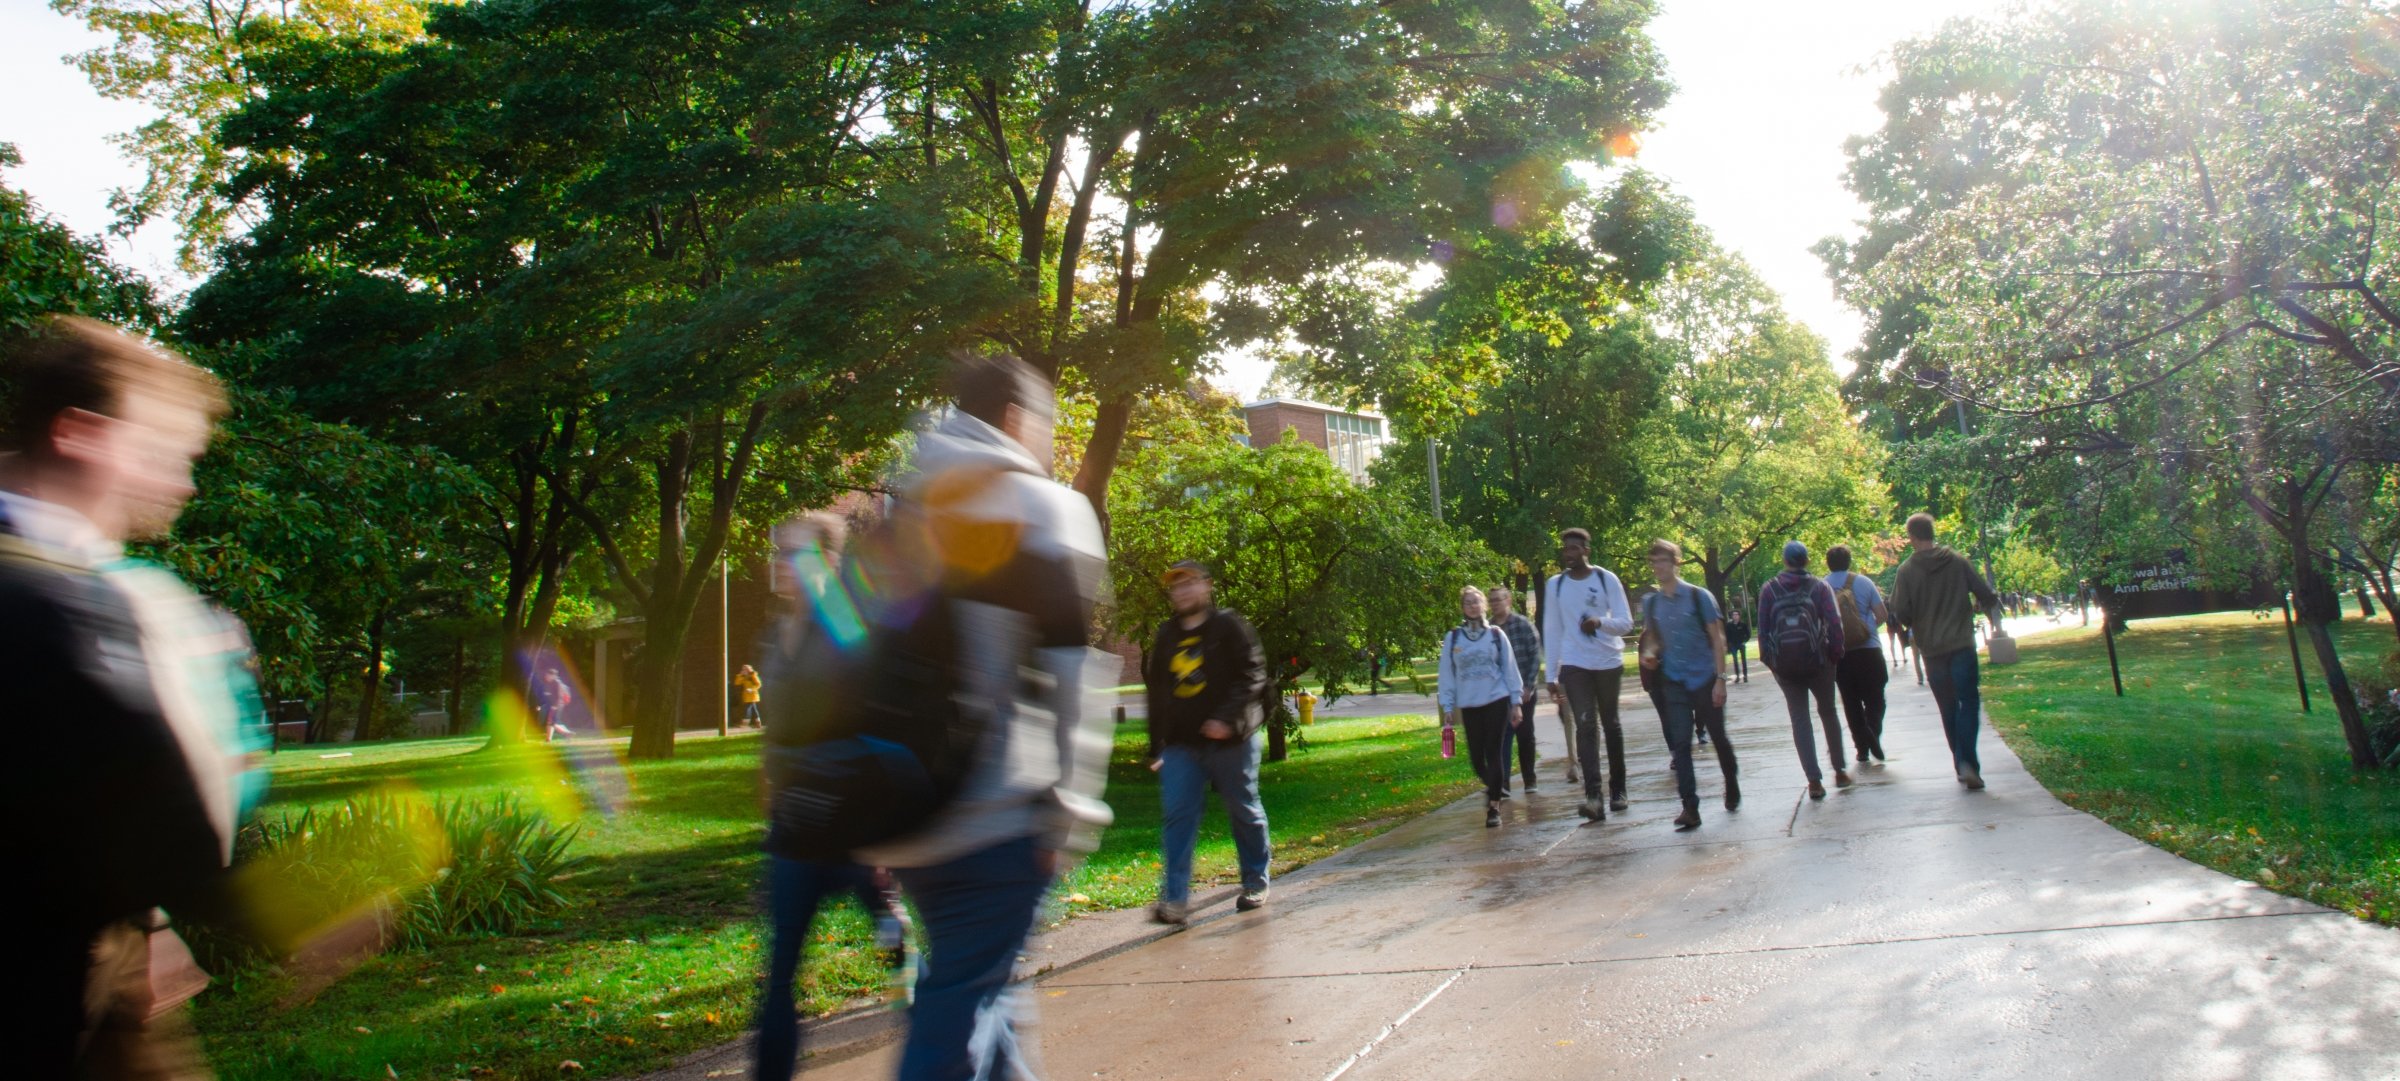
[800,651,2400,1080]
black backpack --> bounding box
[1764,578,1828,679]
[760,507,986,862]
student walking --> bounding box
[1824,545,1893,765]
[1543,528,1635,822]
[1636,541,1740,829]
[753,514,911,1081]
[735,663,762,728]
[848,354,1116,1081]
[1757,541,1851,800]
[1440,586,1525,829]
[1144,560,1272,925]
[1488,587,1543,795]
[1887,513,2006,790]
[1722,607,1752,683]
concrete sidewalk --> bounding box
[804,656,2400,1080]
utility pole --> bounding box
[1427,439,1443,523]
[718,556,730,738]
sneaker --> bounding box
[1672,808,1701,831]
[1237,887,1269,912]
[1808,780,1827,800]
[1565,767,1582,785]
[1579,798,1605,822]
[1497,790,1512,800]
[1856,752,1871,766]
[1961,767,1985,790]
[1835,769,1853,789]
[1486,804,1501,829]
[1723,780,1742,811]
[1524,780,1538,793]
[1153,900,1189,926]
[1873,746,1887,762]
[1609,796,1629,813]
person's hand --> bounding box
[1639,652,1661,671]
[1545,681,1560,698]
[1033,848,1060,878]
[1580,616,1601,635]
[1148,758,1163,772]
[1199,719,1233,740]
[1711,679,1727,708]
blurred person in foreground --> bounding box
[1143,559,1270,926]
[849,354,1114,1080]
[752,513,909,1081]
[0,316,260,1079]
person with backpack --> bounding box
[1756,541,1852,799]
[1636,540,1740,829]
[772,354,1111,1081]
[752,513,912,1081]
[1487,586,1543,796]
[1542,527,1636,822]
[1886,513,2005,790]
[1,317,263,1078]
[1824,544,1893,766]
[1440,585,1525,829]
[1144,560,1271,926]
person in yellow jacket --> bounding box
[736,663,763,728]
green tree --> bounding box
[0,144,160,339]
[867,0,1672,528]
[49,0,427,268]
[1110,435,1502,761]
[1832,0,2400,767]
[1632,251,1884,602]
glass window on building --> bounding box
[1325,412,1385,483]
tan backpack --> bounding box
[1831,572,1872,648]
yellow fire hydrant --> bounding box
[1296,691,1317,726]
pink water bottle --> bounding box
[1440,725,1456,759]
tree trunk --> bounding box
[355,608,389,743]
[2286,508,2375,770]
[630,431,695,759]
[447,636,469,736]
[1072,393,1135,536]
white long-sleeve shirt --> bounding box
[1542,567,1634,680]
[1437,621,1523,712]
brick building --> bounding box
[1241,397,1391,484]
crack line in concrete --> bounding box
[1318,963,1470,1081]
[1044,908,2335,991]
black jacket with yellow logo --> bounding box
[1143,607,1266,759]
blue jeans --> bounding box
[1924,648,1983,773]
[1654,680,1737,810]
[893,835,1053,1081]
[1159,738,1272,906]
[754,856,891,1081]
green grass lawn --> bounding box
[194,712,1472,1080]
[1982,604,2400,925]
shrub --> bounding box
[194,793,584,967]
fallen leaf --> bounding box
[490,984,508,995]
[559,1061,583,1073]
[355,1027,373,1035]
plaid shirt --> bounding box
[1496,612,1542,700]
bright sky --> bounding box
[3,0,2016,390]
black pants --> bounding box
[1653,679,1738,810]
[1835,648,1889,760]
[1497,693,1537,789]
[1728,645,1749,681]
[1559,665,1626,800]
[1459,698,1514,802]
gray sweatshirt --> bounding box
[852,412,1116,868]
[1438,621,1524,713]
